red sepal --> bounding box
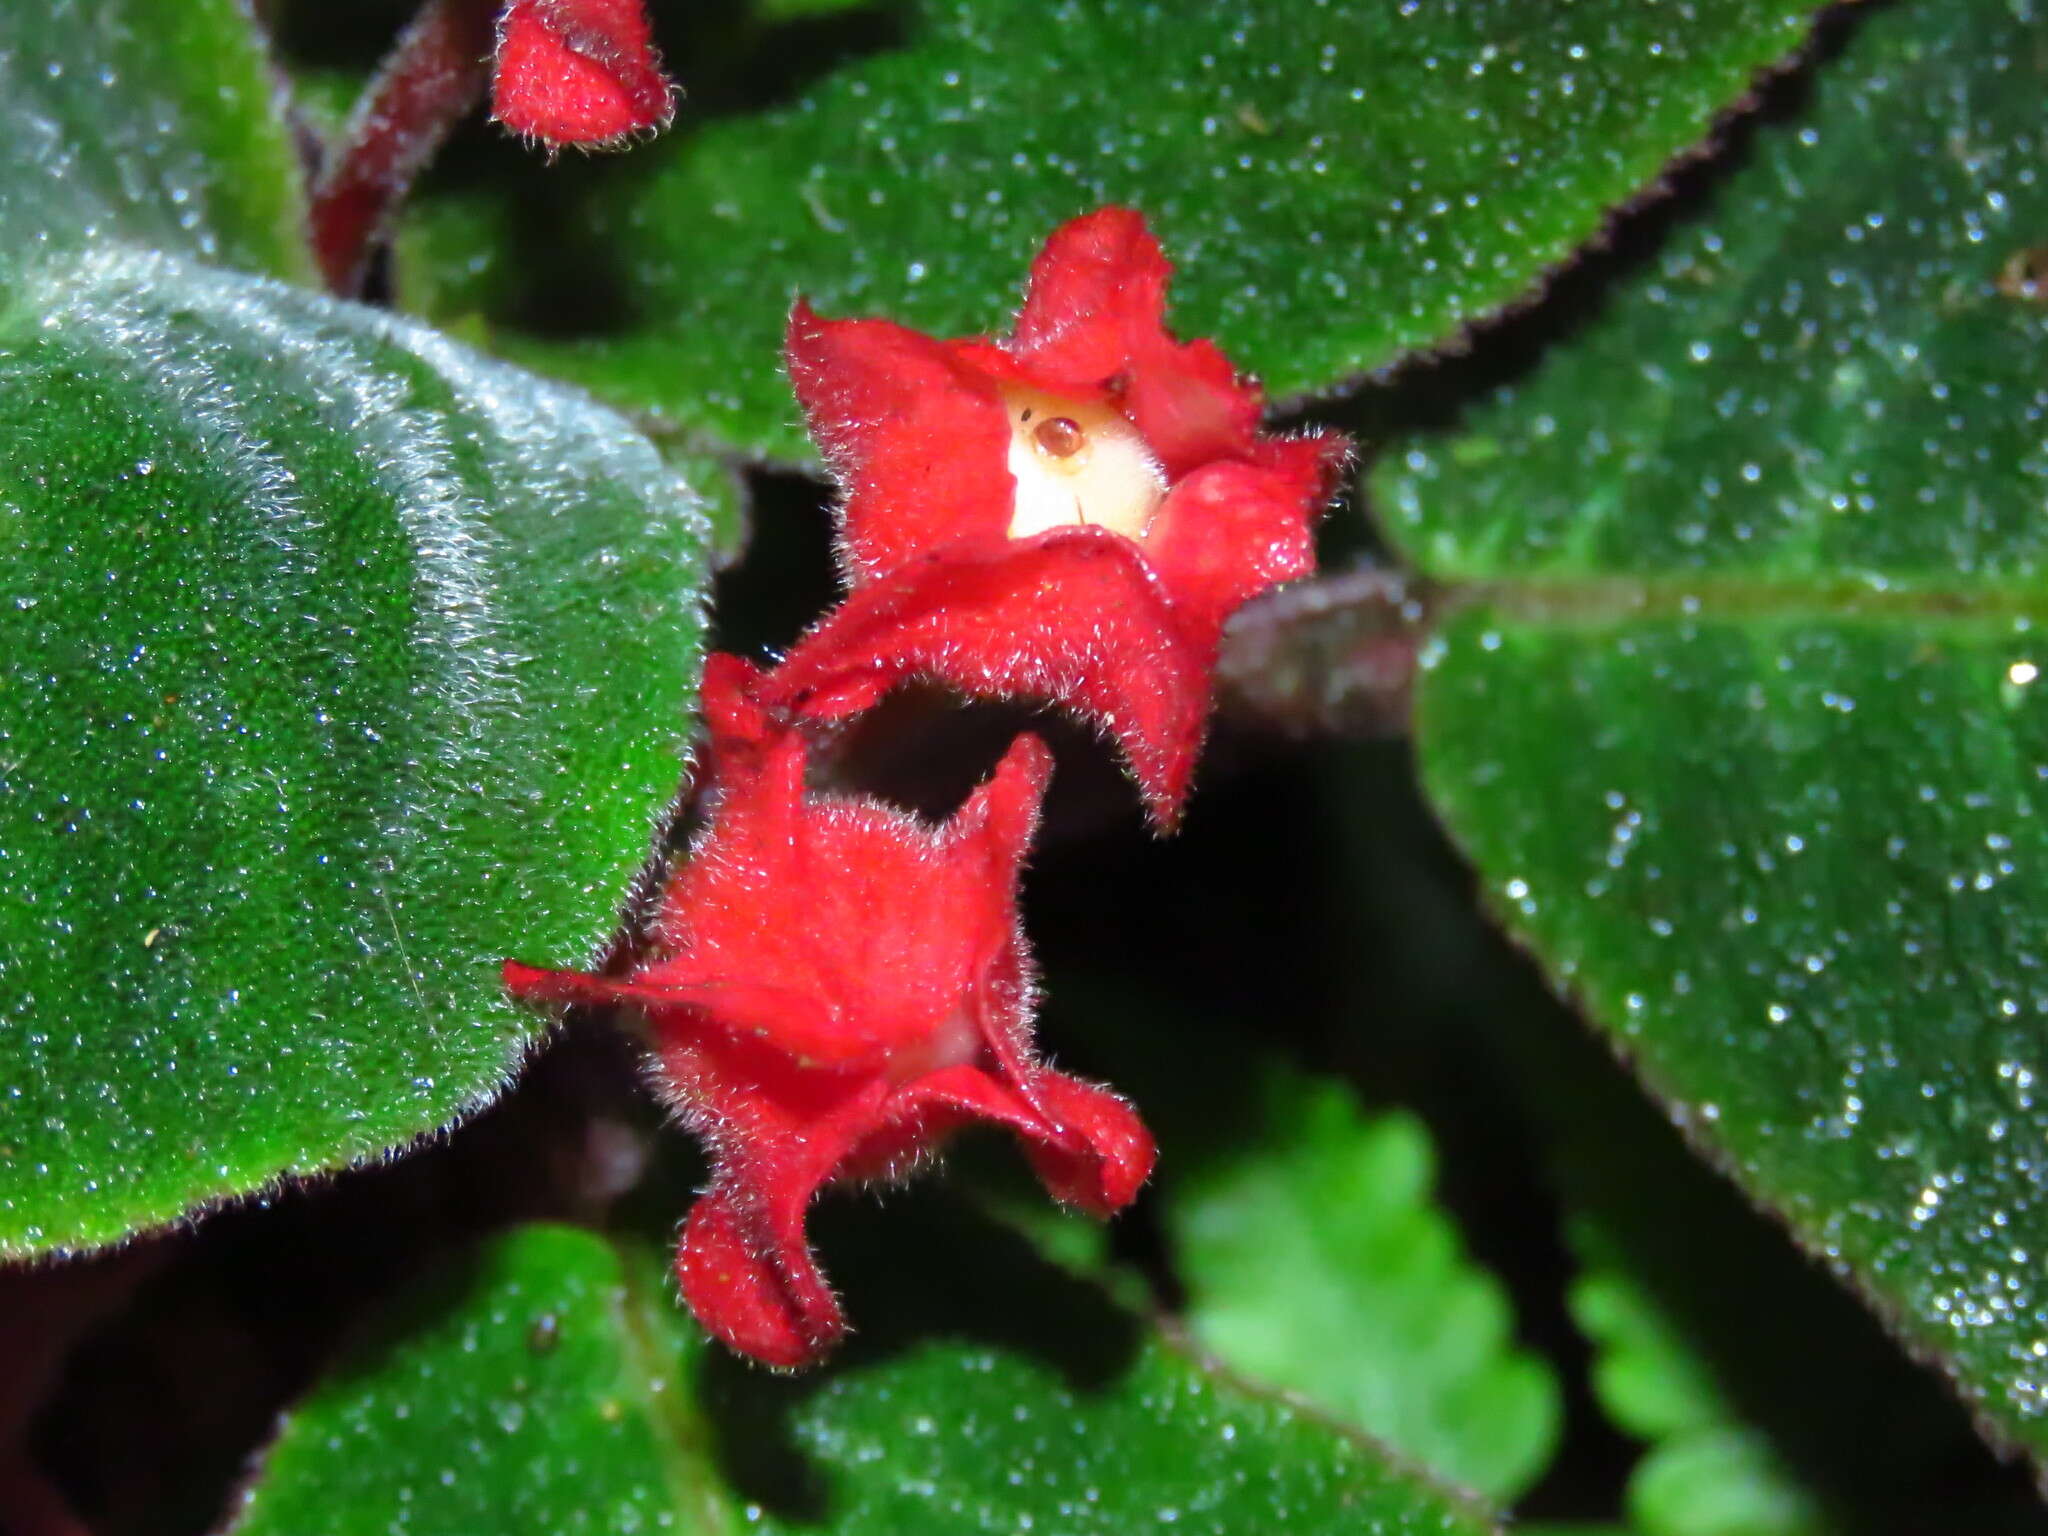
[492,0,676,148]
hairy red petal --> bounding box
[505,955,877,1068]
[669,1061,904,1366]
[1015,1071,1157,1216]
[509,693,1048,1068]
[776,211,1345,824]
[500,957,708,1014]
[676,1054,1154,1367]
[786,300,1015,582]
[946,731,1054,888]
[885,1063,1155,1218]
[758,532,1210,828]
[1118,334,1265,485]
[678,1182,844,1369]
[862,1072,1007,1172]
[492,0,675,147]
[1007,207,1264,478]
[678,832,1005,1059]
[1142,437,1346,637]
[698,651,773,747]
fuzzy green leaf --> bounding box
[1376,0,2048,1467]
[230,1216,1502,1535]
[398,0,1825,458]
[0,3,711,1253]
[0,0,313,286]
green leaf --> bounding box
[1462,962,2045,1534]
[1171,1074,1560,1501]
[957,970,1561,1502]
[1626,1429,1824,1536]
[654,439,754,569]
[753,0,874,20]
[228,1225,711,1536]
[1375,0,2048,1466]
[398,0,1825,458]
[0,6,712,1252]
[1569,1225,1828,1536]
[0,0,313,285]
[231,1215,1502,1535]
[1569,1233,1732,1443]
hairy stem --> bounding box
[1215,566,1432,741]
[308,0,500,297]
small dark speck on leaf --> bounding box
[1994,244,2048,304]
[527,1313,560,1354]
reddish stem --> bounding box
[309,0,500,297]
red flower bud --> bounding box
[492,0,676,148]
[504,657,1153,1367]
[767,207,1350,826]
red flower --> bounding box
[761,207,1350,827]
[503,656,1153,1367]
[492,0,675,148]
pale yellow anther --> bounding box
[1001,384,1166,541]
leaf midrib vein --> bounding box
[1444,571,2048,627]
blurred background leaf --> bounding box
[1167,1072,1560,1501]
[958,1003,1562,1502]
[1570,1220,1828,1536]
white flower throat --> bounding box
[1001,384,1166,541]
